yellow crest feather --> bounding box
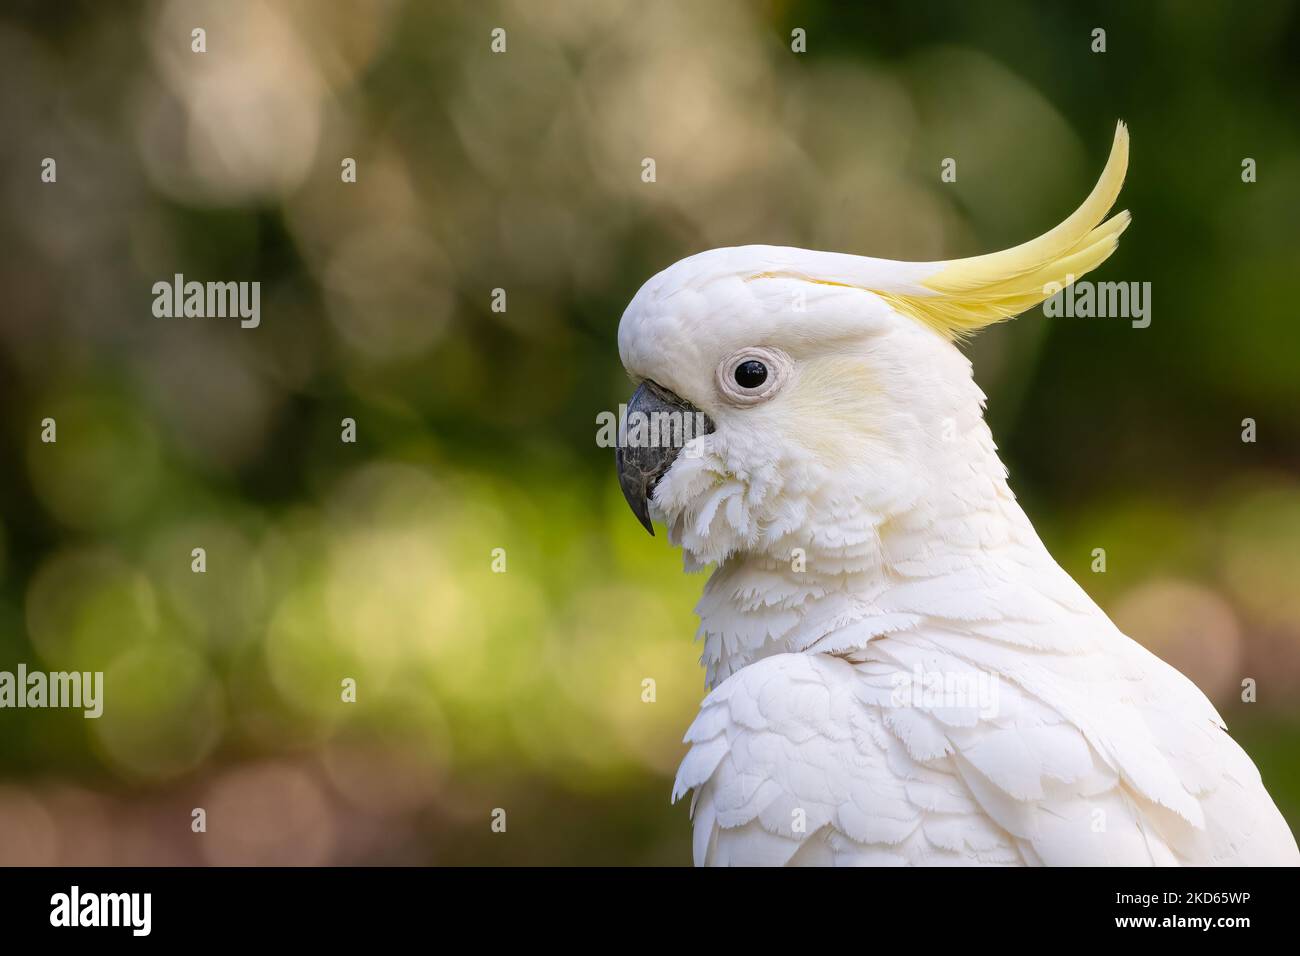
[880,121,1131,339]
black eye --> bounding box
[734,360,768,389]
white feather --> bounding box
[620,130,1299,866]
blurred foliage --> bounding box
[0,0,1299,864]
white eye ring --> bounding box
[715,346,793,406]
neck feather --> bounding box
[693,421,1058,688]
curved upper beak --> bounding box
[615,380,714,535]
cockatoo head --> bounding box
[616,123,1130,571]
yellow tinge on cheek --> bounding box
[781,358,882,464]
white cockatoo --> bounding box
[614,123,1299,866]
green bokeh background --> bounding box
[1,0,1298,864]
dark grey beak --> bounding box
[615,380,714,535]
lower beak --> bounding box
[615,380,714,535]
